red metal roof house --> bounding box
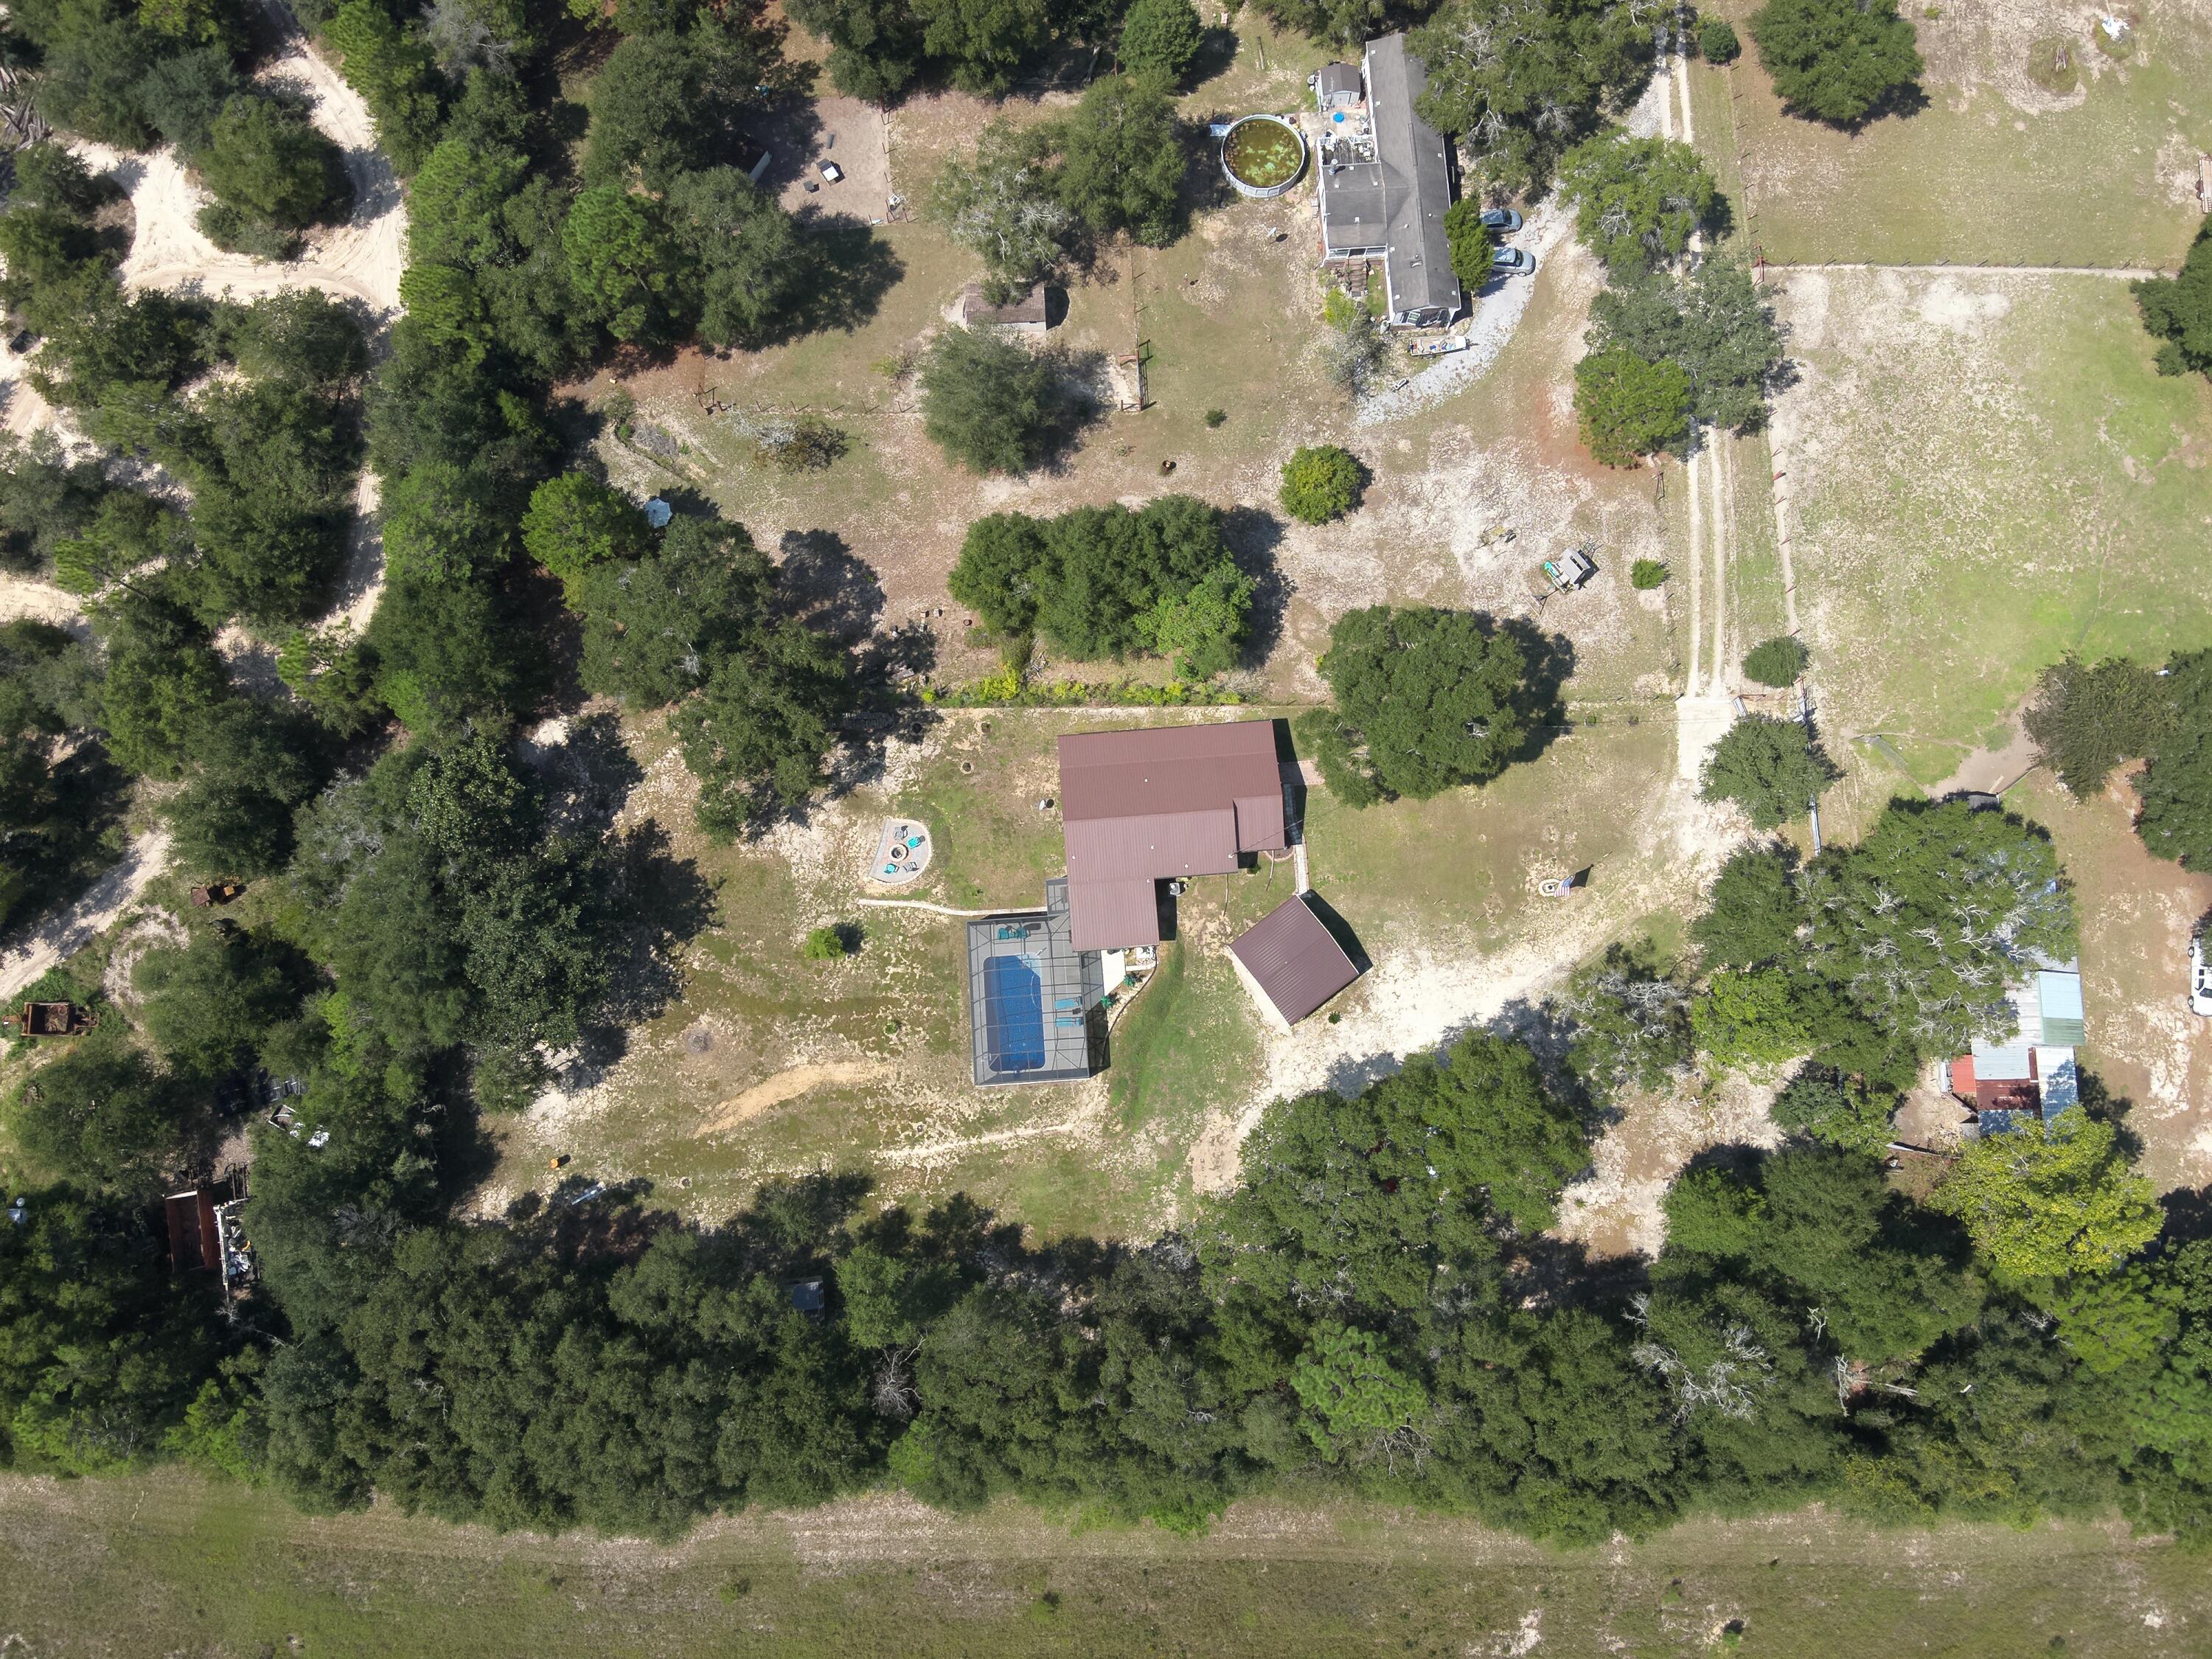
[1057,721,1289,952]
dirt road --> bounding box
[0,830,171,1005]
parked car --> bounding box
[1478,207,1523,233]
[2192,935,2212,1015]
[1491,247,1535,275]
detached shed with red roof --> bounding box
[1230,894,1363,1028]
[1057,721,1289,951]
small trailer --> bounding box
[1542,545,1597,591]
[11,1001,92,1038]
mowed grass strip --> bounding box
[1778,268,2212,784]
[4,1470,2209,1658]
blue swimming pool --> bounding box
[981,955,1046,1073]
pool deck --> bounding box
[964,877,1105,1088]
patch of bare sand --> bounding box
[1557,1072,1785,1260]
[1926,712,2039,798]
[697,1061,896,1135]
[99,908,189,1008]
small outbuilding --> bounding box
[1230,893,1363,1029]
[960,282,1050,335]
[166,1188,222,1276]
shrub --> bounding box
[1279,445,1366,524]
[1742,635,1808,686]
[801,924,855,960]
[1203,408,1227,428]
[1441,198,1492,288]
[1700,17,1741,61]
[1630,558,1667,589]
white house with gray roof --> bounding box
[1311,33,1463,329]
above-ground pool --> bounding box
[981,954,1046,1074]
[1220,114,1307,198]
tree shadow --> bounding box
[594,819,717,1028]
[2157,1185,2212,1251]
[1509,1231,1652,1312]
[1498,614,1576,763]
[1222,504,1291,668]
[525,709,644,838]
[782,212,906,341]
[2077,1068,2146,1164]
[774,528,885,645]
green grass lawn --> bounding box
[4,1469,2206,1658]
[1778,268,2212,785]
[1704,0,2212,268]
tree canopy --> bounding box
[919,327,1084,475]
[1700,714,1836,830]
[2134,223,2212,380]
[1556,133,1717,276]
[1315,606,1537,801]
[1411,0,1658,193]
[1278,445,1366,524]
[1573,347,1691,465]
[1933,1111,2163,1282]
[1750,0,1922,125]
[947,496,1251,678]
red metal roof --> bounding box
[1059,723,1288,950]
[165,1190,218,1275]
[1068,877,1161,951]
[1057,722,1287,849]
[1231,894,1361,1026]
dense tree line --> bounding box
[4,0,2210,1570]
[947,494,1253,677]
[5,743,2209,1556]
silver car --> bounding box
[1479,207,1523,233]
[1491,247,1535,275]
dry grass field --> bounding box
[5,1468,2208,1658]
[1700,0,2212,268]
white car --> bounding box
[2193,936,2212,1015]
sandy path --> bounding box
[0,830,171,1004]
[108,9,405,311]
[696,1061,895,1135]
